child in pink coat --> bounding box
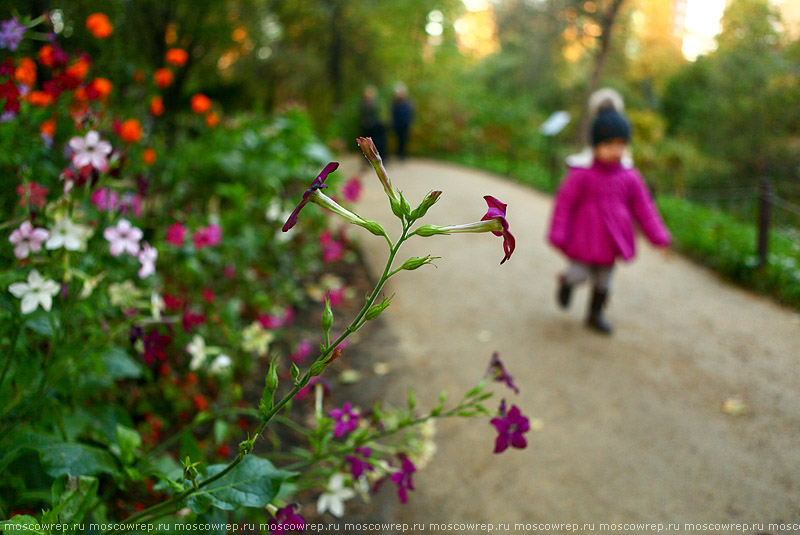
[548,106,671,334]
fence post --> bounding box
[757,178,773,267]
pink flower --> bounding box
[166,223,187,246]
[290,340,313,364]
[390,455,416,504]
[328,287,345,307]
[91,187,120,212]
[329,401,360,437]
[193,224,222,249]
[103,219,143,257]
[490,401,530,454]
[16,182,49,208]
[9,221,49,259]
[342,176,362,202]
[137,242,157,279]
[320,231,344,263]
[481,196,515,265]
[69,130,112,171]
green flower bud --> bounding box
[321,293,333,335]
[411,190,442,220]
[360,218,387,237]
[414,225,449,237]
[365,294,394,321]
[398,256,438,271]
[309,360,327,377]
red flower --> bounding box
[17,182,49,208]
[165,48,188,67]
[192,393,208,411]
[86,13,113,39]
[142,328,172,365]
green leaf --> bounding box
[102,346,143,380]
[24,312,59,337]
[189,456,294,512]
[40,442,119,478]
[51,474,100,525]
[115,425,142,466]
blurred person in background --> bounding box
[390,82,414,161]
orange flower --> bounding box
[149,95,164,117]
[165,48,188,67]
[14,58,37,87]
[66,58,90,81]
[153,68,173,89]
[86,13,113,39]
[40,119,56,138]
[190,93,211,114]
[89,77,113,99]
[27,91,54,107]
[143,148,157,166]
[119,118,142,143]
[38,45,55,67]
[205,111,219,128]
[133,69,145,84]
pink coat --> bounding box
[548,160,671,265]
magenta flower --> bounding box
[91,187,120,212]
[390,455,416,504]
[142,328,171,365]
[481,196,515,264]
[166,222,187,246]
[290,340,313,364]
[345,446,374,479]
[342,176,362,203]
[193,224,222,249]
[414,195,515,264]
[9,221,49,259]
[329,401,359,437]
[268,504,305,534]
[490,401,530,454]
[282,162,339,232]
[486,352,519,394]
[103,219,143,257]
[320,231,343,263]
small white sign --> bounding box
[540,111,571,136]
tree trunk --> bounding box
[576,0,627,146]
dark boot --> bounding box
[586,288,613,335]
[557,276,572,309]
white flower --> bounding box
[151,292,165,320]
[108,280,142,308]
[316,473,356,518]
[8,270,60,314]
[69,130,112,171]
[209,354,232,375]
[241,321,274,356]
[9,221,49,259]
[103,219,143,257]
[187,335,208,370]
[138,242,158,279]
[46,217,91,251]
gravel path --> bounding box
[339,156,800,535]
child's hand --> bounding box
[660,246,673,262]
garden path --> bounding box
[339,156,800,534]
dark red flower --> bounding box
[142,328,172,365]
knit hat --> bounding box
[591,106,631,146]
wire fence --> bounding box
[681,179,800,265]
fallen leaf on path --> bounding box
[721,397,748,416]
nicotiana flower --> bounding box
[166,222,187,246]
[0,17,27,52]
[46,216,91,251]
[282,163,385,236]
[490,400,530,454]
[241,321,274,356]
[209,354,232,375]
[267,504,305,535]
[356,137,399,203]
[193,224,222,249]
[69,130,112,171]
[345,447,374,479]
[8,270,60,314]
[329,401,360,437]
[486,352,519,394]
[142,328,171,365]
[104,218,143,257]
[9,221,49,259]
[390,455,417,504]
[415,195,515,264]
[282,162,338,232]
[342,175,362,203]
[316,473,356,518]
[187,335,208,370]
[138,242,157,279]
